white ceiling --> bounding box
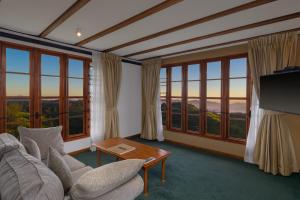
[0,0,299,61]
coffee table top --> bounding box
[94,137,170,168]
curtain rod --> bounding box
[0,28,142,66]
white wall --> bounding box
[118,62,142,138]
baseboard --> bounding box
[68,147,90,156]
[165,139,244,161]
[124,133,141,139]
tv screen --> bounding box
[260,71,300,115]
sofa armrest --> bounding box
[70,159,144,200]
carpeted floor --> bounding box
[75,138,300,200]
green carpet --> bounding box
[75,138,300,200]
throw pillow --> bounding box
[48,147,73,192]
[70,159,145,199]
[21,137,41,160]
[18,126,65,160]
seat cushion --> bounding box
[0,149,64,200]
[21,137,41,160]
[97,175,143,200]
[48,147,73,192]
[63,154,87,172]
[18,126,65,160]
[70,159,144,200]
[71,166,93,183]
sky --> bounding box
[160,58,247,98]
[5,48,83,97]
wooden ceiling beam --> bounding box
[139,27,300,61]
[124,12,300,58]
[40,0,90,37]
[76,0,183,46]
[105,0,276,52]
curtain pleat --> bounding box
[248,32,298,176]
[101,53,122,139]
[141,59,161,140]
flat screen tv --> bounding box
[260,70,300,115]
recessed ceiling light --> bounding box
[76,28,82,37]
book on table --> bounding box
[106,143,136,155]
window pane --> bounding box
[6,48,30,73]
[69,78,83,96]
[6,74,30,97]
[207,99,221,113]
[162,112,167,126]
[188,64,200,80]
[42,119,59,128]
[188,115,200,132]
[187,99,200,115]
[229,100,246,114]
[6,99,30,136]
[171,82,181,96]
[160,84,166,96]
[229,100,247,139]
[161,98,167,113]
[160,68,166,81]
[207,80,221,97]
[42,76,59,97]
[69,99,83,116]
[230,79,247,97]
[172,114,181,129]
[207,112,221,135]
[207,61,221,79]
[41,54,60,76]
[188,81,200,97]
[69,116,83,135]
[171,66,182,81]
[171,98,181,114]
[161,98,167,126]
[230,58,247,77]
[229,114,246,139]
[68,59,83,78]
[41,99,59,119]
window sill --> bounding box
[164,128,246,145]
[63,134,90,142]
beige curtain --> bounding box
[249,32,298,176]
[141,59,161,140]
[101,53,122,139]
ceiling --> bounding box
[0,0,299,61]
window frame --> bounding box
[0,41,91,141]
[161,53,251,144]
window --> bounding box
[228,58,248,139]
[0,42,90,140]
[161,54,250,143]
[170,66,183,129]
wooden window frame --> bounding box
[0,41,91,141]
[161,53,250,144]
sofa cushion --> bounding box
[18,126,65,160]
[96,175,143,200]
[0,149,64,200]
[71,166,93,183]
[70,159,145,200]
[48,147,73,192]
[21,137,41,160]
[63,154,87,172]
[0,133,26,160]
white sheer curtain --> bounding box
[244,87,264,163]
[90,52,106,147]
[156,87,164,141]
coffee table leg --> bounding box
[161,158,166,183]
[143,168,148,196]
[97,150,101,166]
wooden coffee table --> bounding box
[94,137,171,195]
